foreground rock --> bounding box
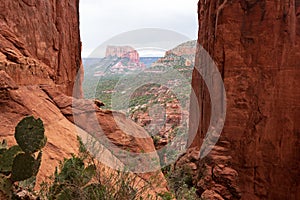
[0,70,168,197]
[176,141,241,200]
[0,71,80,187]
[188,0,300,199]
[153,40,196,67]
[0,0,83,97]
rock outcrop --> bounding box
[129,85,188,152]
[0,0,83,98]
[176,142,241,200]
[105,45,140,63]
[165,40,197,57]
[153,40,196,67]
[0,70,80,186]
[86,45,145,76]
[188,0,300,199]
[0,70,167,196]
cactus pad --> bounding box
[15,116,47,154]
[0,174,12,199]
[0,145,22,173]
[33,151,42,176]
[11,153,36,182]
[0,140,7,154]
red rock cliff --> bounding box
[0,0,83,97]
[0,1,167,196]
[189,0,300,199]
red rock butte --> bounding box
[105,45,140,63]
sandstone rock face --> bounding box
[153,40,196,67]
[0,70,168,196]
[189,0,300,199]
[0,70,80,187]
[0,1,168,197]
[105,45,140,63]
[0,0,83,97]
[176,142,241,200]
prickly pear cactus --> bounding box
[11,153,36,182]
[0,146,22,173]
[15,116,47,154]
[0,174,12,199]
[33,151,43,176]
[0,116,47,198]
[0,140,7,154]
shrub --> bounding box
[40,137,152,200]
[163,165,200,200]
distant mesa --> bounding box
[105,45,140,63]
[104,45,145,74]
[86,45,147,76]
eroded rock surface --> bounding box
[176,141,241,200]
[0,1,167,197]
[0,70,80,187]
[187,0,300,199]
[0,70,168,196]
[153,40,196,67]
[0,0,83,97]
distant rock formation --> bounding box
[105,45,140,63]
[129,85,186,151]
[129,42,196,153]
[90,45,145,75]
[153,40,196,67]
[165,40,197,58]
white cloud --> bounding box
[80,0,198,57]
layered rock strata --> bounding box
[0,0,83,97]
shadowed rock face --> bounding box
[188,0,300,199]
[0,0,83,97]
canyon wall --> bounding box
[0,0,82,97]
[0,1,167,197]
[189,0,300,199]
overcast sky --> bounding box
[79,0,199,57]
